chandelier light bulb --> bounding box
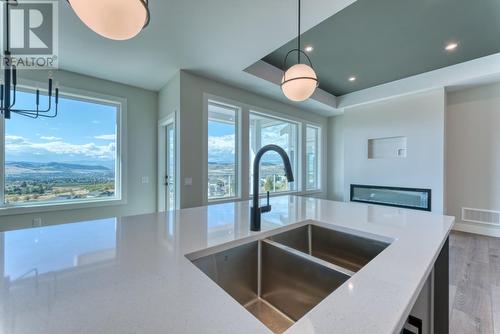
[68,0,150,40]
[281,64,318,102]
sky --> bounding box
[5,91,117,167]
[6,92,293,168]
[207,117,295,165]
[207,120,236,163]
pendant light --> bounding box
[281,0,319,102]
[67,0,150,41]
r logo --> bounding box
[8,3,53,55]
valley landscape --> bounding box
[207,161,291,199]
[5,161,115,204]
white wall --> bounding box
[0,70,158,231]
[160,71,329,209]
[157,73,181,211]
[328,89,446,213]
[327,115,344,201]
[159,72,180,120]
[446,83,500,236]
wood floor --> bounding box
[450,231,500,334]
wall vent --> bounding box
[462,207,500,226]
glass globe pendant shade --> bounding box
[281,63,318,102]
[68,0,150,40]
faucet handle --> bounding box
[261,191,272,213]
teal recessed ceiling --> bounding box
[262,0,500,96]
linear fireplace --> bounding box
[350,184,432,212]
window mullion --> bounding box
[0,113,4,206]
[305,125,320,192]
[239,107,249,200]
[301,123,307,193]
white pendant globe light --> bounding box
[281,0,319,102]
[67,0,150,40]
[281,63,318,102]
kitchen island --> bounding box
[0,196,453,334]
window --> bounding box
[249,112,298,194]
[207,102,239,200]
[204,95,324,203]
[306,125,320,190]
[1,90,121,208]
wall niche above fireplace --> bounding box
[368,136,407,159]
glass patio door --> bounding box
[165,123,176,211]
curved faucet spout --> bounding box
[251,144,294,231]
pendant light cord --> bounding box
[297,0,301,64]
[5,0,10,52]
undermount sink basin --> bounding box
[189,223,391,333]
[269,224,390,272]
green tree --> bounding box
[263,176,274,192]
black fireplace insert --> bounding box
[350,184,432,212]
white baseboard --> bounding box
[453,221,500,238]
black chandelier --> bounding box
[0,0,59,120]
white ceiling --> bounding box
[58,0,355,115]
[59,0,500,116]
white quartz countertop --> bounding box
[0,196,454,334]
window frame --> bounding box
[0,80,127,216]
[202,93,325,205]
[305,124,321,192]
[248,110,301,195]
[204,97,242,204]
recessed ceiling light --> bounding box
[348,76,356,82]
[305,45,314,52]
[445,42,459,52]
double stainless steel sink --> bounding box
[189,223,390,333]
[268,224,389,273]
